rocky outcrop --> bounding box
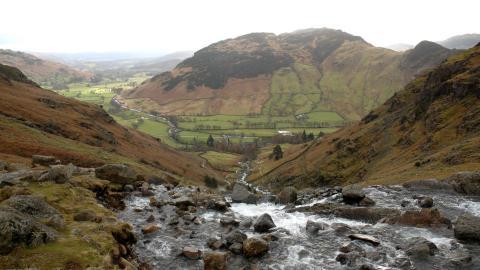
[454,214,480,242]
[231,183,257,204]
[38,164,75,183]
[95,164,139,185]
[32,155,59,166]
[403,179,453,191]
[253,213,276,233]
[444,171,480,195]
[384,208,451,228]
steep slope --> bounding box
[125,28,455,120]
[251,44,480,190]
[439,34,480,49]
[0,49,92,89]
[0,64,221,184]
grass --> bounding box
[200,151,242,172]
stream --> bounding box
[118,165,480,269]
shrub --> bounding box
[204,176,218,188]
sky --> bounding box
[0,0,478,55]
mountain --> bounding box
[251,44,480,190]
[385,43,414,52]
[0,63,221,184]
[439,34,480,49]
[125,28,455,120]
[0,49,92,89]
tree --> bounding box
[307,132,315,141]
[302,130,307,142]
[272,145,283,160]
[207,135,214,147]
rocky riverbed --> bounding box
[119,173,480,270]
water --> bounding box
[118,167,480,270]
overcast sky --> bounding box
[0,0,478,54]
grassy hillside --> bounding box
[251,44,480,190]
[126,28,455,121]
[0,49,92,89]
[0,64,222,184]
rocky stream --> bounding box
[119,165,480,270]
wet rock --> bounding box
[141,182,154,196]
[358,196,375,206]
[231,183,257,204]
[305,220,328,235]
[253,213,276,233]
[243,237,269,257]
[401,199,410,207]
[331,223,356,235]
[38,164,75,183]
[339,241,366,254]
[384,208,451,228]
[445,171,480,195]
[454,214,480,242]
[142,224,160,234]
[278,186,297,204]
[220,216,239,227]
[124,184,134,192]
[403,178,453,191]
[348,234,380,246]
[418,197,434,208]
[73,209,99,222]
[225,229,247,245]
[239,217,253,229]
[208,200,230,212]
[32,155,59,166]
[146,215,155,223]
[261,233,280,242]
[173,196,195,209]
[182,246,201,259]
[95,164,138,184]
[228,243,243,254]
[334,207,400,223]
[207,238,224,250]
[342,184,365,204]
[335,252,361,266]
[0,207,58,254]
[203,251,228,270]
[404,237,438,257]
[359,264,376,270]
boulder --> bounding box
[203,251,228,270]
[38,164,75,183]
[95,164,138,184]
[358,197,375,206]
[0,207,58,254]
[141,182,154,196]
[384,208,451,228]
[32,155,59,166]
[278,187,297,204]
[454,214,480,242]
[445,171,480,195]
[253,213,276,233]
[305,220,328,235]
[348,234,380,246]
[404,237,438,257]
[174,196,195,209]
[403,179,453,191]
[225,229,247,245]
[231,183,257,204]
[142,224,160,234]
[228,243,243,254]
[239,218,253,229]
[342,184,365,204]
[0,170,36,187]
[207,238,224,250]
[146,215,155,223]
[243,237,269,257]
[182,246,201,259]
[111,223,137,245]
[1,195,61,219]
[220,216,239,227]
[418,197,434,208]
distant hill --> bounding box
[0,49,92,89]
[253,44,480,189]
[0,63,221,183]
[438,34,480,49]
[126,28,455,120]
